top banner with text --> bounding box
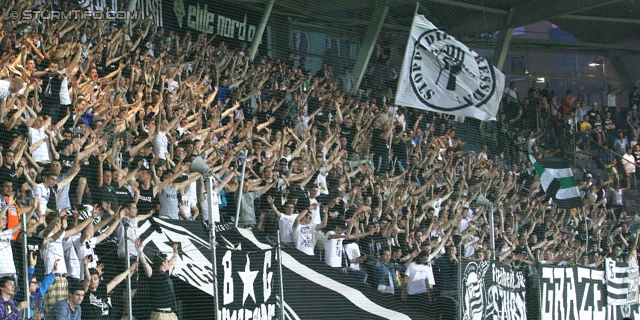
[163,0,263,47]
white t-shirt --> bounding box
[279,214,298,243]
[201,178,222,222]
[29,127,50,163]
[378,272,395,294]
[404,262,435,295]
[431,199,443,218]
[458,218,470,233]
[0,80,10,101]
[344,243,362,270]
[59,75,71,105]
[0,229,16,274]
[293,223,317,255]
[324,231,344,268]
[608,91,617,108]
[33,183,50,216]
[64,234,82,279]
[116,218,139,258]
[154,131,168,160]
[74,237,98,280]
[623,153,636,174]
[309,198,321,224]
[40,230,67,274]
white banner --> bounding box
[606,257,640,306]
[396,15,505,121]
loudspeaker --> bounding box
[190,156,212,177]
[477,194,492,207]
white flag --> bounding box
[396,15,505,121]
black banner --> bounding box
[135,219,422,320]
[539,265,640,320]
[461,260,527,320]
[162,0,263,46]
[138,219,277,319]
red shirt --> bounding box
[4,196,20,241]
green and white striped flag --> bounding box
[529,154,582,209]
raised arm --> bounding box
[106,262,139,294]
[94,212,123,243]
[137,241,153,278]
[267,195,281,219]
[167,243,179,275]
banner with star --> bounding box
[134,218,421,319]
[137,218,277,319]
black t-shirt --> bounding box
[540,88,555,102]
[257,180,279,213]
[604,119,614,132]
[95,185,118,209]
[630,93,640,108]
[256,110,275,129]
[594,120,603,132]
[149,270,178,310]
[113,186,133,205]
[59,154,75,173]
[86,155,101,190]
[633,151,640,163]
[0,165,23,191]
[81,284,110,319]
[0,124,22,150]
[392,139,408,162]
[340,124,356,145]
[371,128,389,153]
[43,74,63,104]
[137,185,158,215]
[130,155,152,171]
[359,233,387,257]
[307,97,321,116]
[47,185,58,212]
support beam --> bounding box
[250,0,276,61]
[424,0,507,15]
[312,0,508,15]
[461,37,640,54]
[510,0,623,29]
[556,15,640,24]
[352,5,389,92]
[492,8,514,71]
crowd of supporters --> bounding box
[0,1,639,319]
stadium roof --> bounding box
[259,0,640,85]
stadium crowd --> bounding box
[0,1,639,319]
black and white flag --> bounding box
[461,260,527,320]
[396,15,505,121]
[606,258,639,306]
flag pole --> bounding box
[207,177,221,320]
[414,2,420,16]
[277,231,285,320]
[583,206,589,250]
